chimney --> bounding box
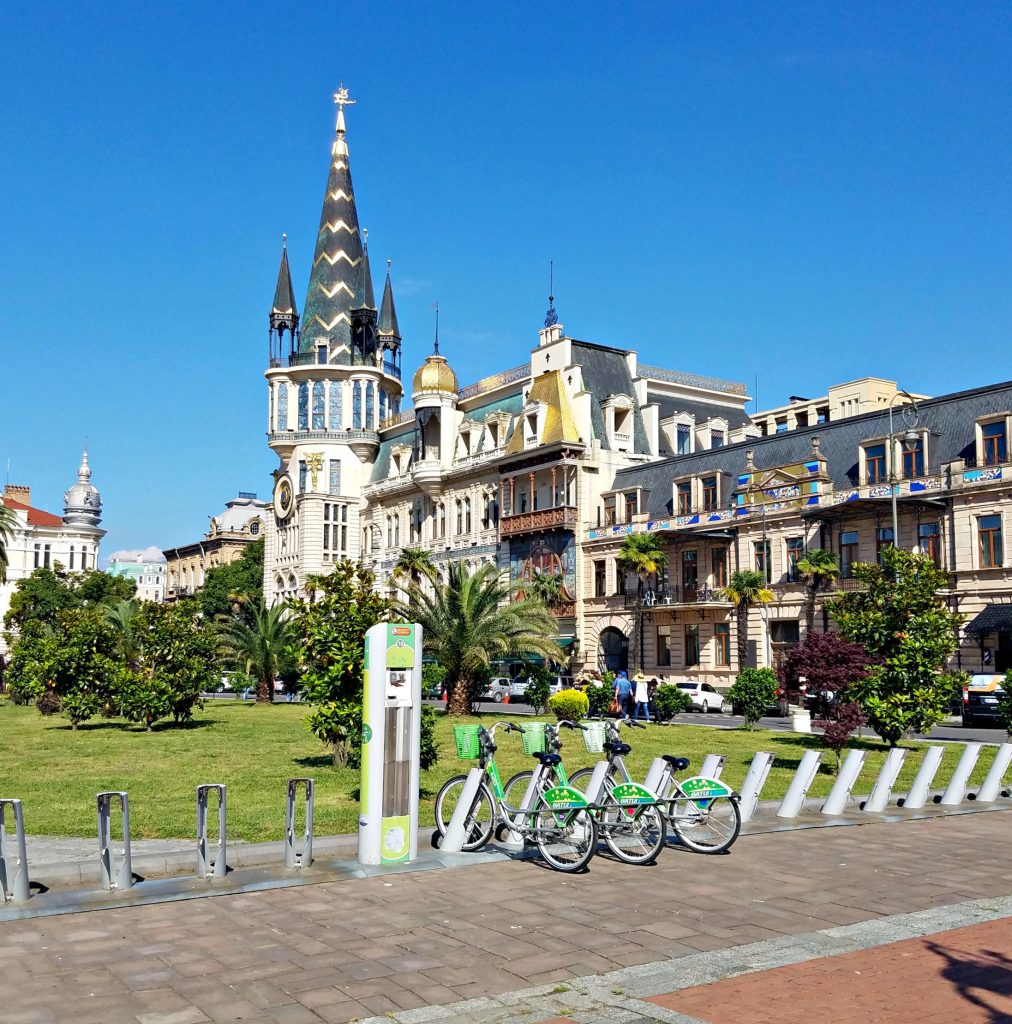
[3,484,30,505]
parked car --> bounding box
[508,678,531,701]
[962,674,1006,727]
[675,681,730,714]
[479,678,511,704]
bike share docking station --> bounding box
[357,622,423,867]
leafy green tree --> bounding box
[523,665,554,713]
[4,566,135,634]
[289,560,392,765]
[104,599,143,667]
[122,600,214,728]
[727,667,779,730]
[524,571,565,609]
[832,548,961,746]
[216,601,296,704]
[721,569,776,671]
[617,533,668,670]
[393,546,436,585]
[399,562,563,715]
[0,502,16,583]
[795,548,839,635]
[997,670,1012,738]
[200,538,264,621]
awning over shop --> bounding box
[965,604,1012,636]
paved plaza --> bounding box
[2,812,1011,1023]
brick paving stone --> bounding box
[650,916,1012,1024]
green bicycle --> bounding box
[433,720,598,872]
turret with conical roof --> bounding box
[269,235,300,362]
[378,261,401,343]
[300,87,364,360]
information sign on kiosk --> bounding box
[358,622,423,866]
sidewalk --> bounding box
[1,812,1010,1023]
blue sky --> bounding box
[3,3,1011,558]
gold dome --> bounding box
[412,354,458,395]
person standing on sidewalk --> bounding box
[615,670,634,718]
[632,672,652,722]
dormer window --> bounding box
[676,481,692,515]
[864,443,887,484]
[676,423,692,455]
[702,476,718,512]
[487,420,500,449]
[625,492,638,520]
[614,408,632,450]
[710,430,725,449]
[525,412,539,448]
[982,420,1008,466]
[901,437,925,479]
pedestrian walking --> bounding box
[614,670,634,718]
[632,672,651,722]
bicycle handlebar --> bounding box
[556,719,588,731]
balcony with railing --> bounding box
[500,505,579,537]
[622,584,731,609]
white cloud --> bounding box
[106,546,166,564]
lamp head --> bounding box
[902,428,920,453]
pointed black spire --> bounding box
[352,231,376,311]
[433,302,440,355]
[269,235,299,357]
[544,259,558,328]
[300,87,364,358]
[378,259,401,341]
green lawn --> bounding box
[0,702,1000,842]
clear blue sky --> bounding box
[3,2,1011,558]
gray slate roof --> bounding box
[613,379,1012,518]
[571,341,649,453]
[648,392,752,439]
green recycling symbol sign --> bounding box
[361,723,373,743]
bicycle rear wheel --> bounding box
[669,794,741,854]
[601,801,666,864]
[567,766,596,795]
[534,806,597,872]
[434,776,495,851]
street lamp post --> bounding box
[887,391,921,549]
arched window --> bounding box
[298,382,309,430]
[353,381,362,428]
[312,381,325,430]
[328,381,342,429]
[249,521,260,536]
[464,497,472,533]
[365,382,375,428]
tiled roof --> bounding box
[1,497,63,527]
[571,341,649,453]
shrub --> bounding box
[652,684,693,723]
[547,689,589,722]
[585,682,614,718]
[727,668,779,730]
[997,671,1012,738]
[815,701,866,770]
[524,672,552,713]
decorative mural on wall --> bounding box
[510,531,576,602]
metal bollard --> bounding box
[974,743,1012,803]
[777,750,822,818]
[440,767,485,854]
[821,749,867,816]
[939,743,982,806]
[862,748,907,813]
[0,799,30,903]
[643,757,668,795]
[196,784,227,878]
[97,791,133,891]
[700,754,725,779]
[503,767,544,848]
[738,751,775,823]
[901,746,944,809]
[285,778,314,869]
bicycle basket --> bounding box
[581,721,606,753]
[453,725,481,759]
[520,722,548,754]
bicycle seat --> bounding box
[603,741,632,755]
[532,752,562,767]
[662,755,690,771]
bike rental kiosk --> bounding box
[358,622,423,866]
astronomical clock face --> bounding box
[273,474,294,521]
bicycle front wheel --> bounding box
[566,766,596,796]
[534,806,597,872]
[669,794,741,854]
[601,801,666,864]
[434,776,495,851]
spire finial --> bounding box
[433,302,440,355]
[544,259,558,328]
[282,232,287,251]
[386,258,392,272]
[333,84,356,134]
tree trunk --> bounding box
[256,678,273,704]
[804,585,816,635]
[736,602,749,671]
[448,678,470,716]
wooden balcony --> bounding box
[500,505,579,537]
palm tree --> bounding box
[393,547,436,586]
[721,569,776,671]
[795,548,839,635]
[0,502,16,583]
[617,533,668,669]
[104,599,142,666]
[216,602,296,704]
[400,562,564,715]
[523,570,565,609]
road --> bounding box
[428,699,1007,744]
